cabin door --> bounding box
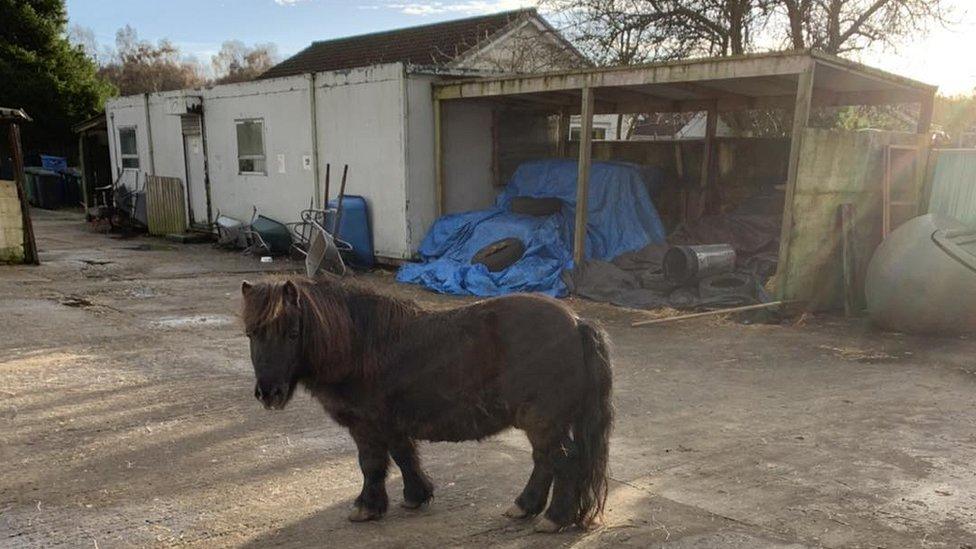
[181,114,210,226]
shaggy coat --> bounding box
[241,275,613,531]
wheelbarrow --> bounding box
[288,208,352,277]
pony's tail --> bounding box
[573,319,614,529]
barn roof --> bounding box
[261,9,548,79]
[434,50,937,114]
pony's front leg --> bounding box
[390,437,434,509]
[348,426,390,522]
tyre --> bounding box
[471,237,526,272]
[698,272,753,300]
[510,197,562,217]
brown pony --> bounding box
[240,275,613,532]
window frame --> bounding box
[235,118,267,176]
[118,126,140,170]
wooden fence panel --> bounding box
[146,175,187,236]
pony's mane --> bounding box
[241,275,421,382]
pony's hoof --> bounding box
[348,507,383,522]
[503,504,530,519]
[534,517,564,533]
[400,499,428,510]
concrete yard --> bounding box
[2,209,975,548]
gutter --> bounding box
[308,73,321,207]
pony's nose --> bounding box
[255,383,286,409]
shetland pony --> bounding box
[240,276,613,532]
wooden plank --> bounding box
[839,203,857,317]
[436,52,816,100]
[556,112,569,157]
[917,91,935,135]
[78,134,89,211]
[882,146,892,236]
[8,123,38,265]
[701,102,718,192]
[146,175,187,236]
[773,65,816,302]
[574,86,595,266]
[442,86,927,119]
[674,142,687,224]
[491,107,500,186]
[434,98,444,216]
[632,301,788,327]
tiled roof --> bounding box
[261,9,536,79]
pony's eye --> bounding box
[288,330,299,340]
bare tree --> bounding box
[547,0,950,63]
[68,24,104,63]
[545,0,773,65]
[97,25,206,95]
[212,40,279,84]
[778,0,952,54]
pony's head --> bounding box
[241,277,355,410]
[240,279,306,409]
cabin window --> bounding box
[119,127,139,169]
[236,119,266,175]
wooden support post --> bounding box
[78,133,89,211]
[695,100,719,219]
[917,91,935,135]
[674,142,686,224]
[491,107,500,187]
[556,111,570,157]
[574,86,595,266]
[9,123,38,265]
[700,101,718,191]
[839,203,857,317]
[434,97,444,216]
[882,146,892,237]
[773,64,816,302]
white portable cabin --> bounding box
[105,63,441,261]
[103,9,586,262]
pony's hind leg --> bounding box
[505,429,554,519]
[536,433,580,533]
[348,425,390,522]
[390,437,434,509]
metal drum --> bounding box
[663,244,737,284]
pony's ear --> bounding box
[283,280,299,306]
[241,280,253,296]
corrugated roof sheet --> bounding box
[260,9,535,79]
[928,149,976,228]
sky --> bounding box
[65,0,976,95]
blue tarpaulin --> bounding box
[397,159,667,297]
